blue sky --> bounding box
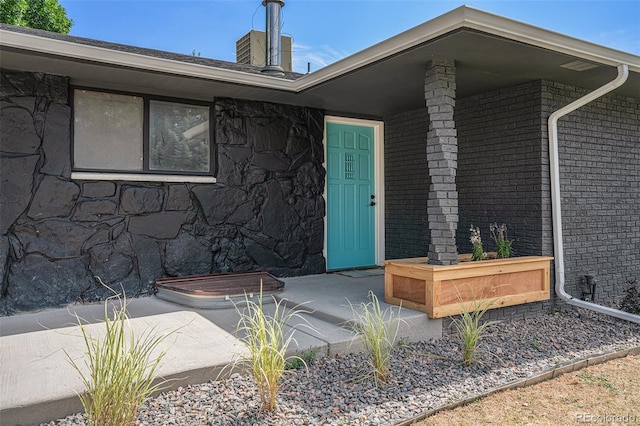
[60,1,640,74]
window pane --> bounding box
[149,100,210,173]
[73,90,143,171]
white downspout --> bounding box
[549,63,640,324]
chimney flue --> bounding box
[262,0,285,76]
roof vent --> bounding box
[261,0,285,76]
[560,60,599,72]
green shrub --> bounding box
[451,295,500,366]
[235,287,310,412]
[285,350,316,370]
[349,291,401,386]
[67,291,174,426]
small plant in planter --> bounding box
[490,222,513,258]
[469,225,486,261]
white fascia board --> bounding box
[0,29,297,92]
[294,7,468,91]
[295,6,640,90]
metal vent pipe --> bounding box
[262,0,285,76]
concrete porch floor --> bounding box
[0,272,441,426]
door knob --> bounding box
[369,201,376,206]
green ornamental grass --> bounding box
[451,294,500,366]
[235,286,310,412]
[350,291,401,386]
[67,291,174,426]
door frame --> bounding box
[324,116,385,269]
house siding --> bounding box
[384,108,431,259]
[456,80,549,258]
[542,80,640,305]
[456,80,556,321]
[385,82,552,263]
[0,70,326,315]
[383,78,639,321]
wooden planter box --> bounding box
[384,256,553,318]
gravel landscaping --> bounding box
[44,305,640,426]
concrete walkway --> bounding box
[0,272,441,426]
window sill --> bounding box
[71,172,216,184]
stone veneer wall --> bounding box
[0,70,326,315]
[542,80,640,304]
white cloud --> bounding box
[292,42,350,73]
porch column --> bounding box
[425,59,458,265]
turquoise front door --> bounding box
[326,123,376,270]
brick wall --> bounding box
[542,80,640,304]
[456,80,550,258]
[384,81,554,263]
[455,80,557,320]
[384,108,431,259]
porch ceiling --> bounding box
[300,29,640,118]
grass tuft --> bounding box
[450,293,500,366]
[234,283,311,412]
[67,284,174,426]
[349,290,401,386]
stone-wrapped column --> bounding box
[425,59,458,265]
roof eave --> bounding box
[0,28,298,92]
[294,5,640,91]
[2,6,638,95]
[460,6,640,73]
[293,6,469,91]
